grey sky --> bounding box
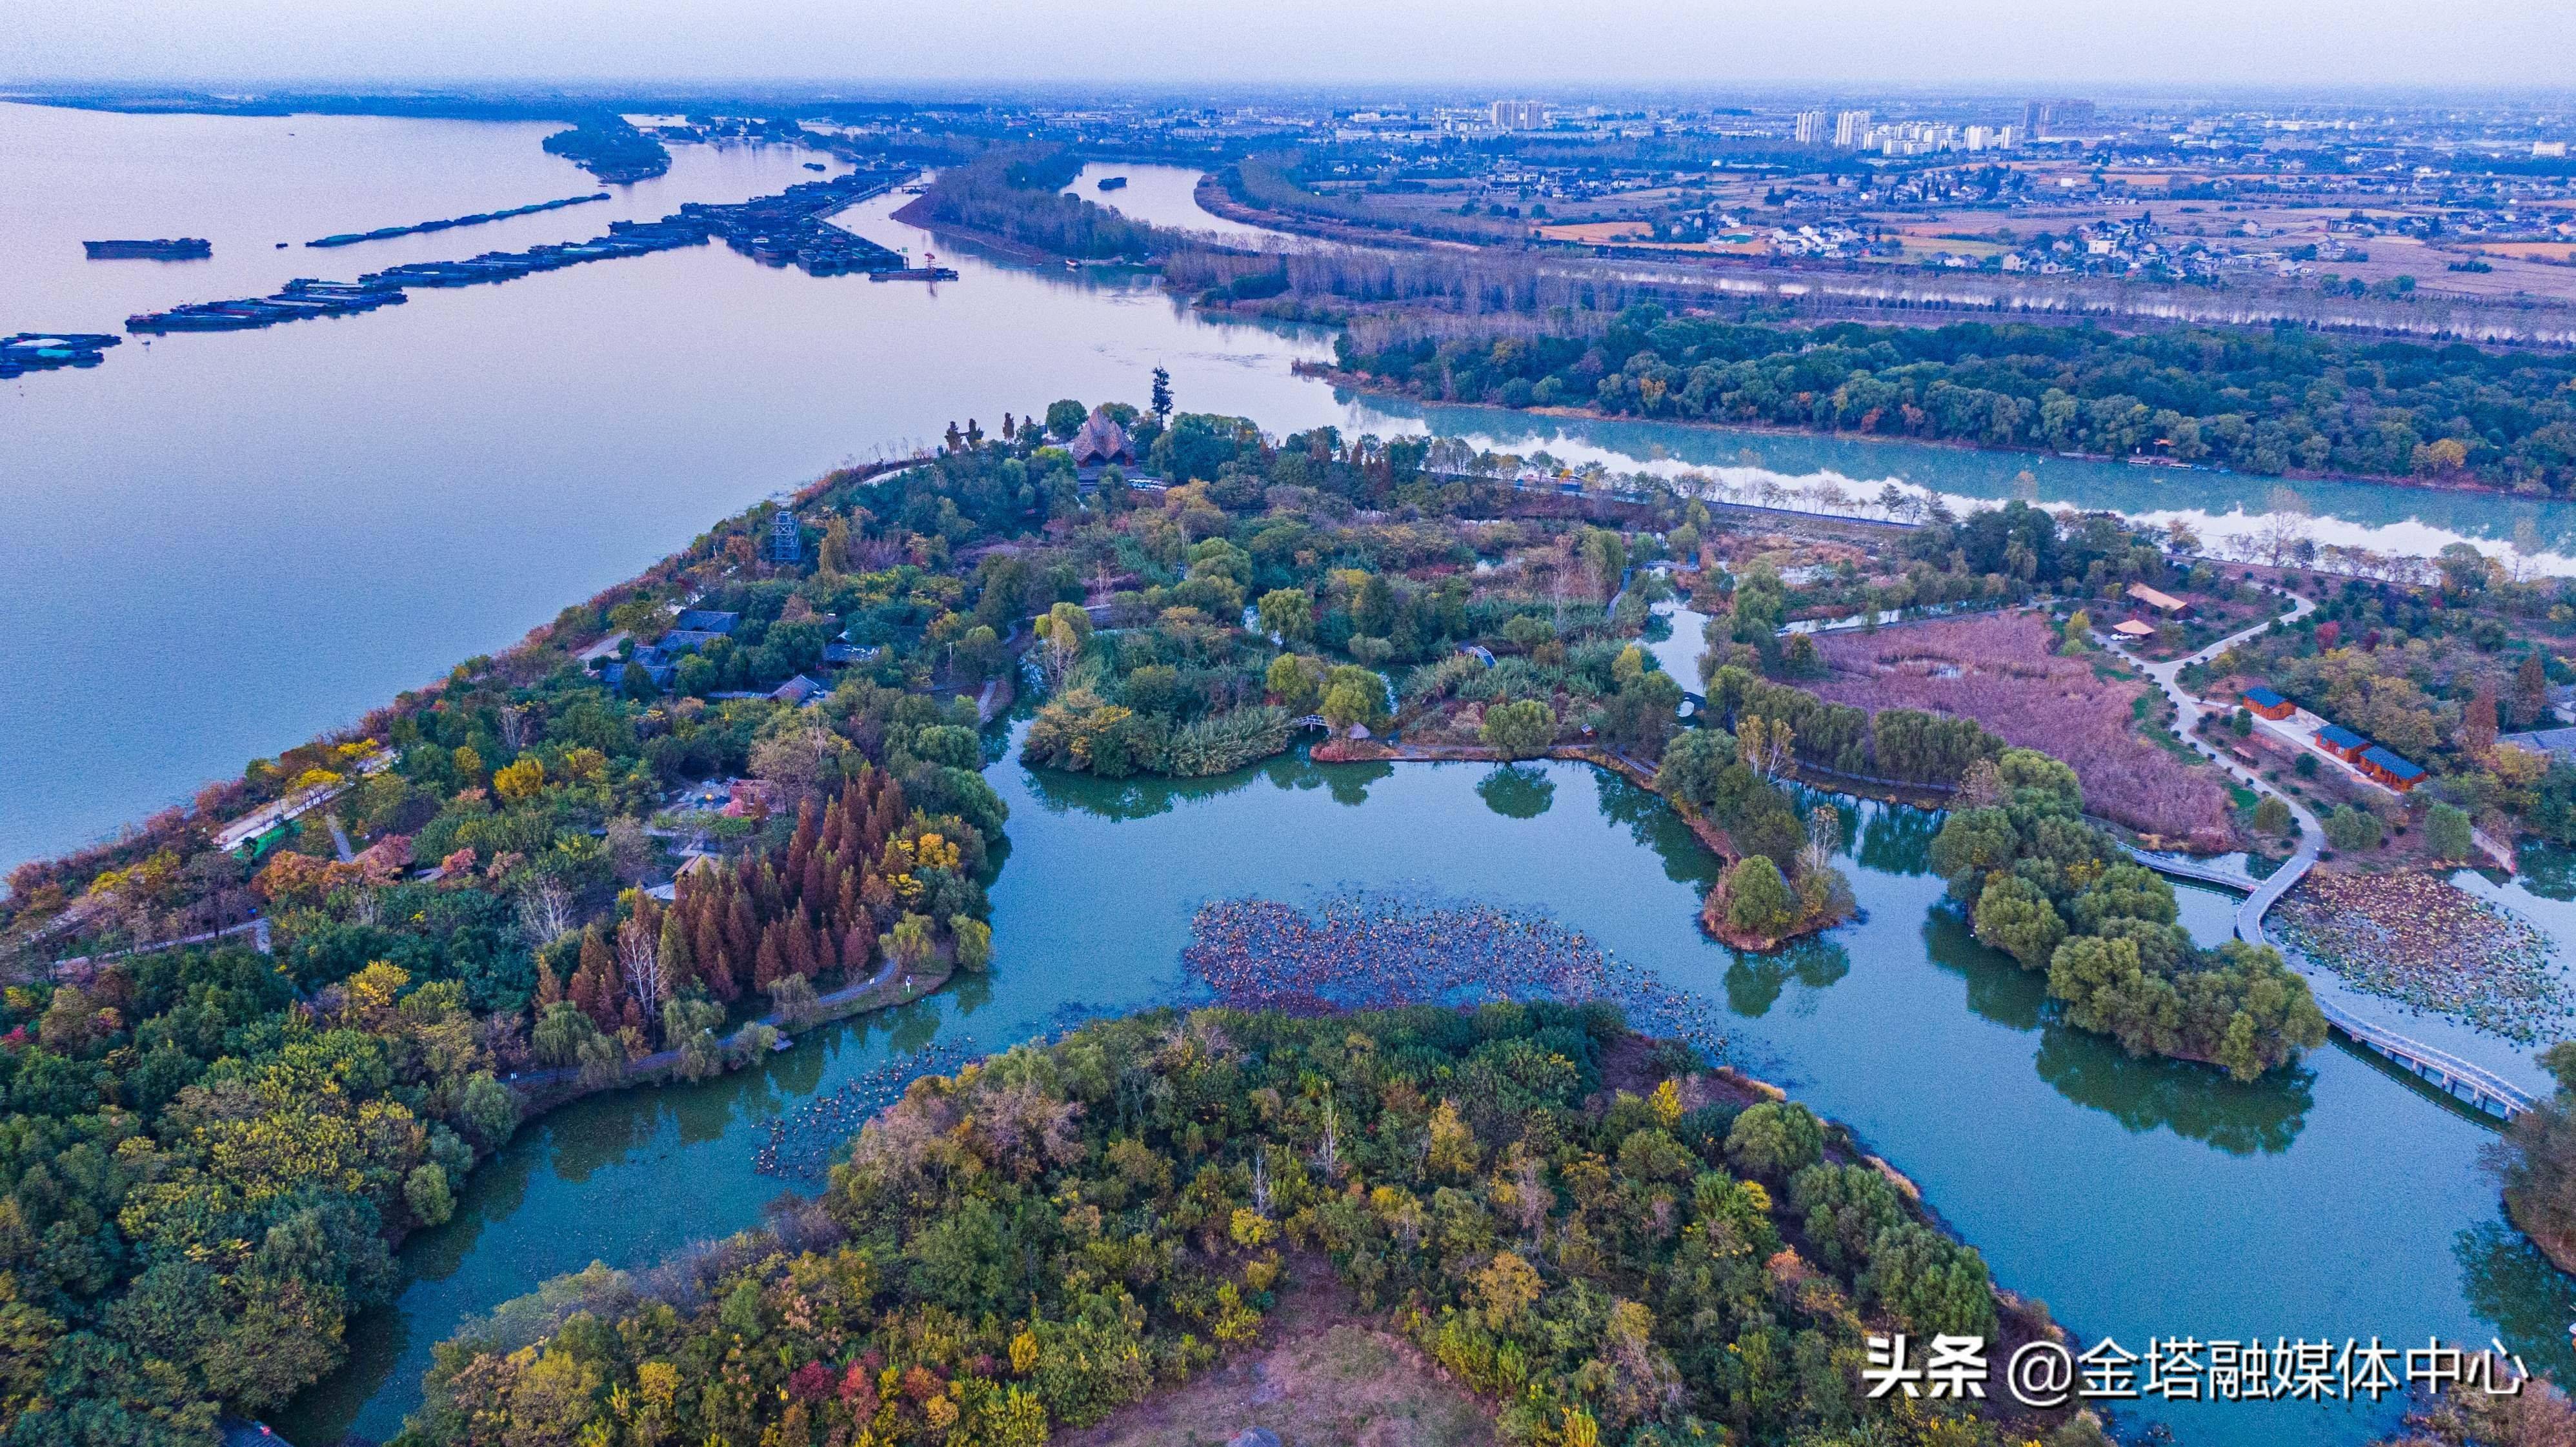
[6,0,2571,91]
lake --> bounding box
[270,734,2563,1447]
[7,104,2571,874]
[7,105,2570,1445]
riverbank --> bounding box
[507,953,960,1115]
[1294,363,2544,505]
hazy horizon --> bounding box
[8,0,2573,93]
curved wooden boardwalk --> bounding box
[2124,845,2535,1120]
[2107,590,2535,1122]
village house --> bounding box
[2242,686,2294,720]
[2316,723,2370,762]
[2125,582,2193,617]
[2359,745,2426,791]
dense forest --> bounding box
[403,1004,2096,1447]
[1334,305,2576,493]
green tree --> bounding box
[951,915,994,971]
[1480,699,1556,760]
[1266,653,1323,714]
[1726,1100,1825,1180]
[1045,399,1087,439]
[1973,875,2067,968]
[1257,587,1315,643]
[2424,802,2474,861]
[405,1163,455,1227]
[2251,794,2292,835]
[1720,855,1800,940]
[1320,665,1390,734]
[2323,804,2384,852]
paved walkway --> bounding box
[2098,587,2319,949]
[2098,592,2532,1118]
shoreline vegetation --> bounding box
[885,141,2576,503]
[0,393,2382,1442]
[399,1005,2104,1447]
[1319,306,2576,498]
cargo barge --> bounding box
[1,332,121,377]
[1097,176,1128,191]
[687,172,913,276]
[126,279,408,333]
[306,192,610,248]
[83,238,212,260]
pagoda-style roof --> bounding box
[1067,407,1135,467]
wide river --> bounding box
[12,106,2576,875]
[5,106,2571,1446]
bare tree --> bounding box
[750,725,851,815]
[1314,1090,1342,1180]
[516,876,576,946]
[618,911,665,1016]
[1800,803,1842,879]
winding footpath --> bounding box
[2100,592,2534,1120]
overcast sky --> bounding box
[7,0,2573,93]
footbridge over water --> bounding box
[2126,847,2536,1121]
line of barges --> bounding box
[82,169,927,350]
[305,192,611,248]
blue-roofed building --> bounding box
[2315,724,2369,762]
[2241,686,2291,720]
[673,609,739,634]
[660,629,727,653]
[2359,745,2426,791]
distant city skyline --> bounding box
[7,0,2574,91]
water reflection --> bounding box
[1922,907,2315,1152]
[1478,764,1556,818]
[2456,1221,2576,1384]
[1724,938,1854,1018]
[1367,396,2576,574]
[2515,844,2576,904]
[1858,805,1946,877]
[2035,1027,2315,1156]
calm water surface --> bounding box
[9,109,2567,1447]
[1060,160,1299,247]
[273,741,2564,1447]
[5,105,2565,871]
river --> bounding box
[270,727,2565,1447]
[1059,159,1302,248]
[4,104,2568,1447]
[8,103,2573,874]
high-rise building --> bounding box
[2023,99,2097,138]
[1794,109,1827,144]
[1833,110,1872,148]
[1490,99,1547,132]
